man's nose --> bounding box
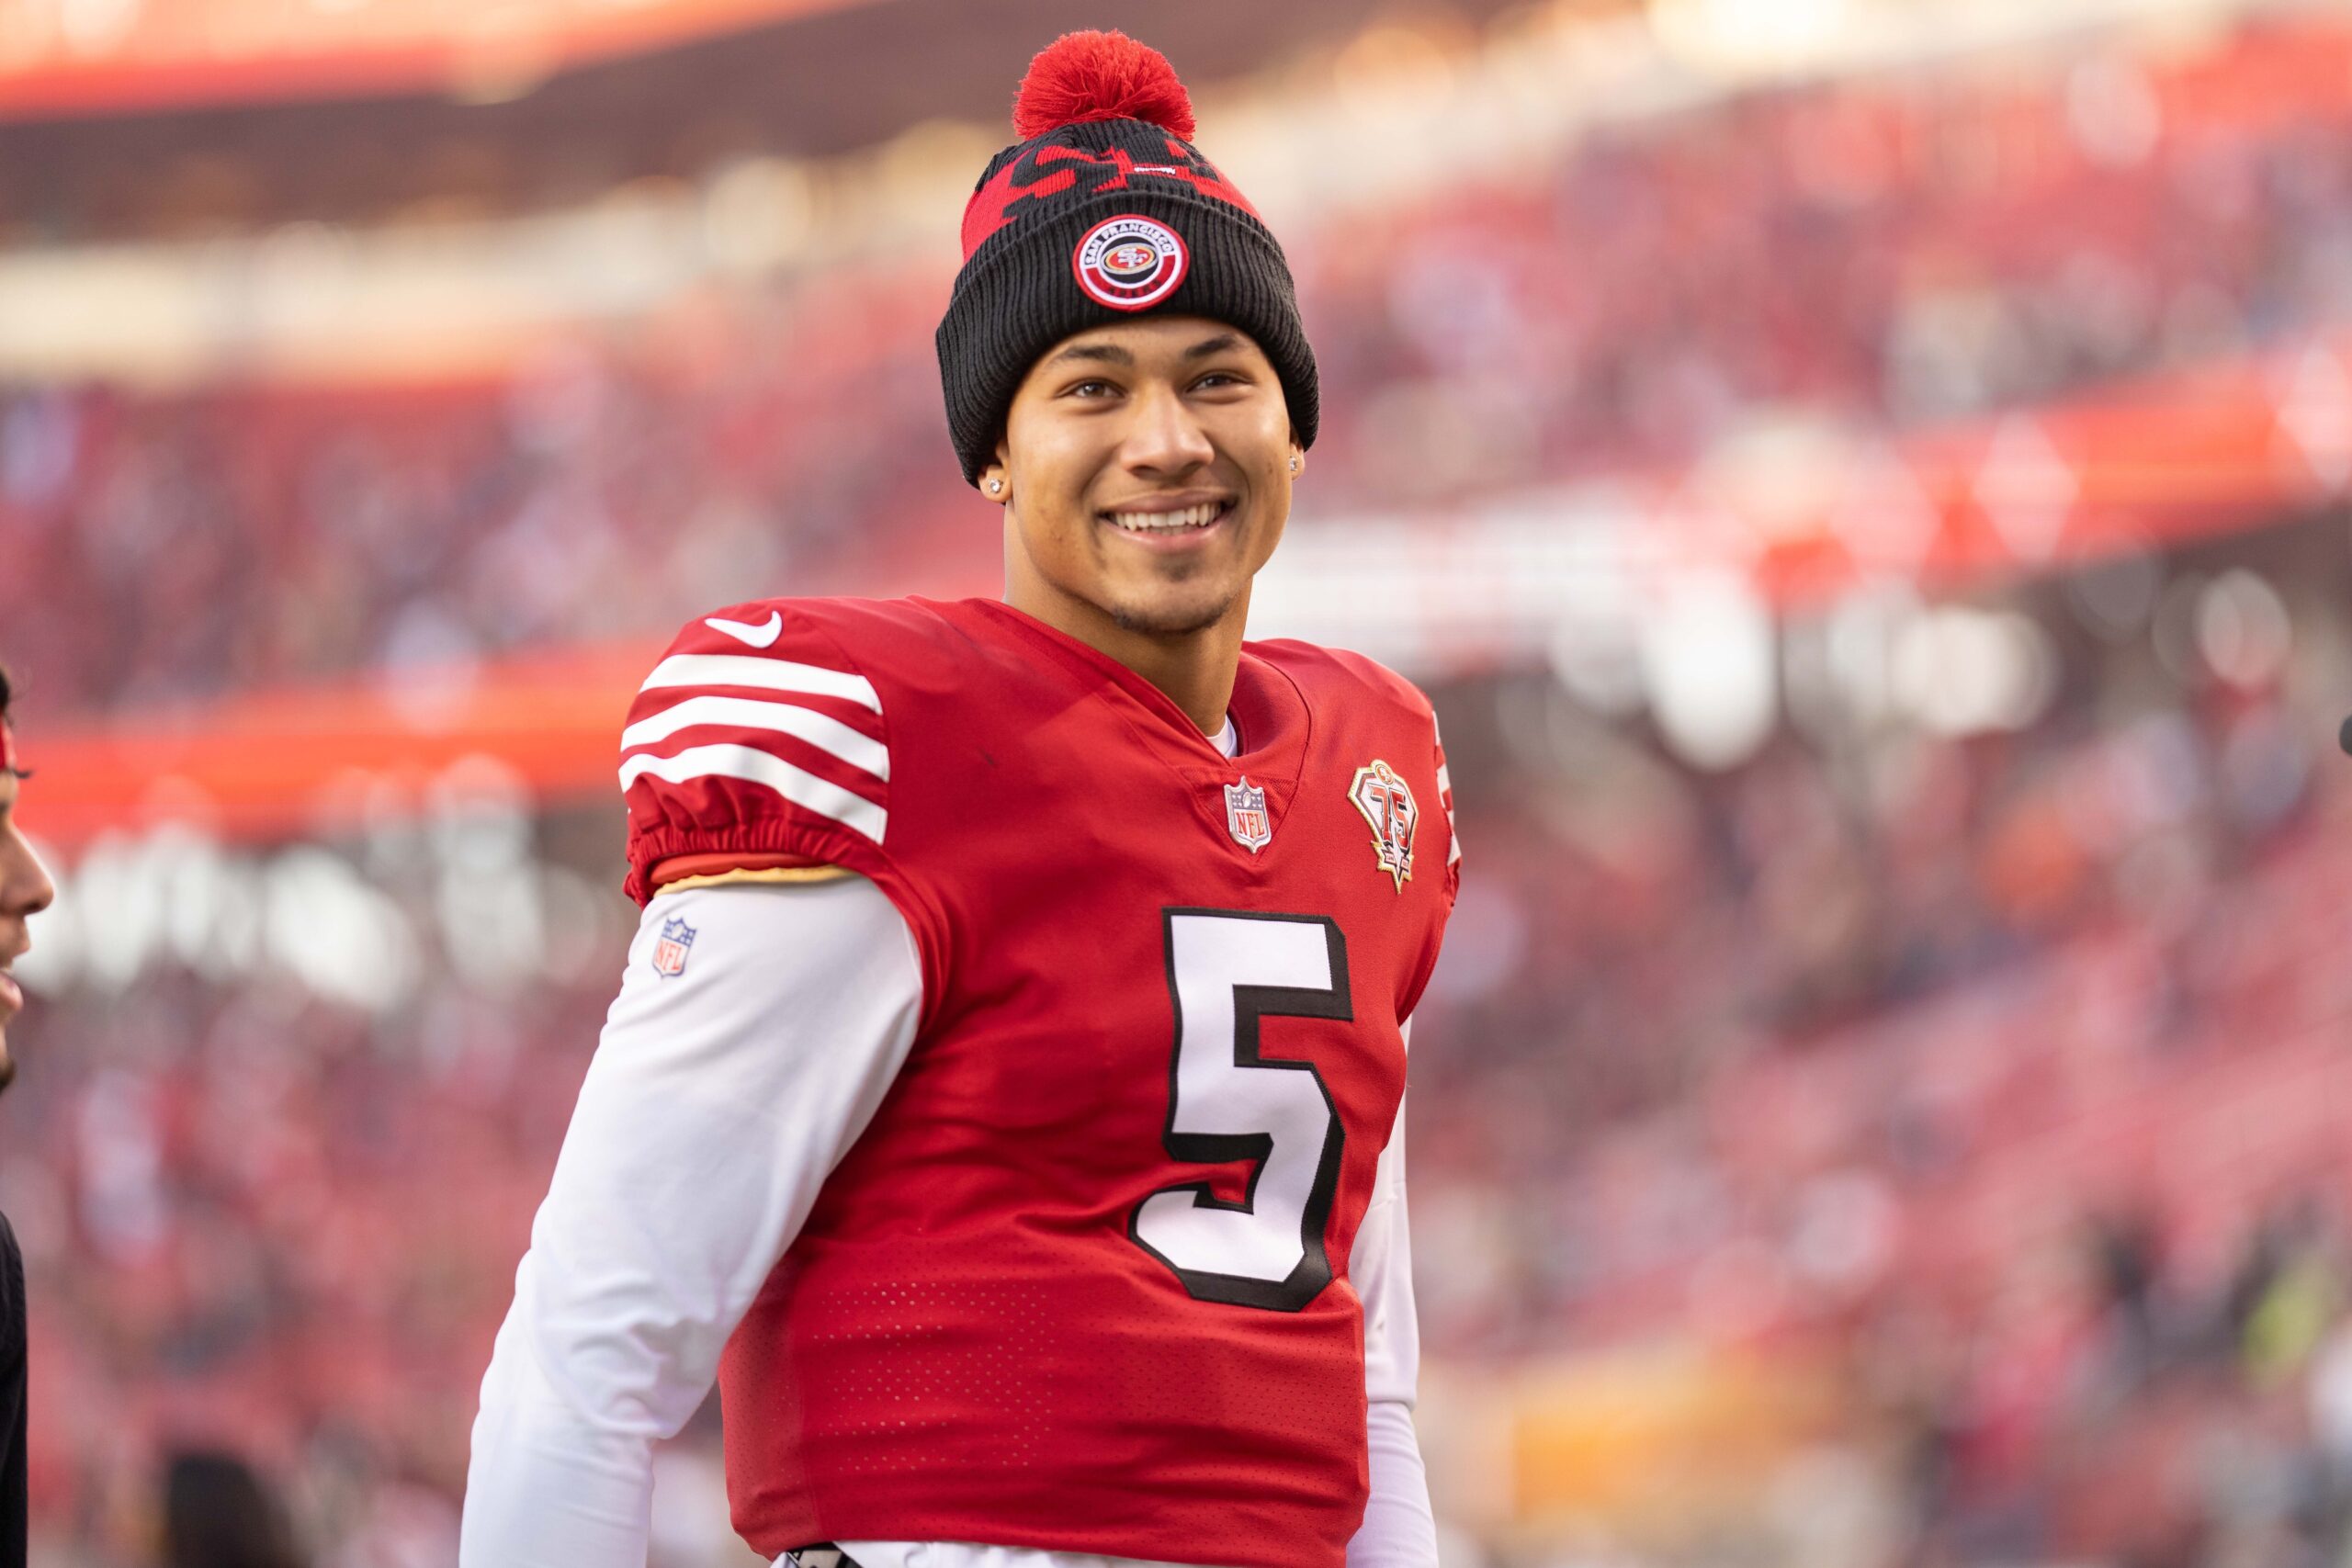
[0,834,53,920]
[1120,383,1216,477]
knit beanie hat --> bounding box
[935,30,1318,486]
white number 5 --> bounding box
[1128,908,1352,1312]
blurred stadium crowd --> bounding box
[7,12,2352,710]
[4,2,2352,1565]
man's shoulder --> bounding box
[628,594,1008,747]
[651,594,968,678]
[616,597,1013,908]
[1246,637,1436,728]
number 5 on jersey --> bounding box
[1129,909,1353,1313]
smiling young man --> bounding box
[0,667,56,1568]
[463,31,1456,1568]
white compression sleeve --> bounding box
[1345,1019,1439,1568]
[458,875,924,1568]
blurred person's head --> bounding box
[161,1450,301,1568]
[937,32,1312,650]
[0,666,55,1096]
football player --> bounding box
[462,31,1457,1568]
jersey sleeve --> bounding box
[1392,682,1460,1024]
[616,601,951,1004]
[1431,712,1461,914]
[1309,640,1461,916]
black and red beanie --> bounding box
[935,30,1318,486]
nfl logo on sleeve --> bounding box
[1224,775,1272,854]
[652,916,697,977]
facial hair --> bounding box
[1109,590,1235,637]
[1095,522,1243,637]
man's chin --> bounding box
[1091,559,1247,637]
[1108,592,1236,637]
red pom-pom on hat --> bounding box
[1012,30,1196,141]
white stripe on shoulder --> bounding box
[641,653,880,713]
[619,743,888,843]
[621,695,888,783]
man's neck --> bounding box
[1003,567,1244,739]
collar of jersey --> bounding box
[955,597,1311,789]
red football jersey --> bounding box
[619,596,1458,1568]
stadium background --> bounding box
[5,0,2352,1561]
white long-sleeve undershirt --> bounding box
[459,874,1436,1568]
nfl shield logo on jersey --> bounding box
[1349,760,1419,892]
[1225,775,1272,854]
[651,916,697,977]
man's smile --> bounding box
[1099,492,1236,549]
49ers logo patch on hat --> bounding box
[1072,214,1188,311]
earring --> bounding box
[1288,457,1299,473]
[988,479,1003,494]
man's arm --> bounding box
[1346,1021,1439,1568]
[459,874,923,1568]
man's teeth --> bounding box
[1108,502,1223,533]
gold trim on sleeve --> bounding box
[653,864,858,895]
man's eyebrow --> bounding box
[1183,333,1244,359]
[1048,341,1134,367]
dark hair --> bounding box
[162,1450,303,1568]
[0,665,18,778]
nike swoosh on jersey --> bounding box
[706,611,785,649]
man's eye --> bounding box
[1193,371,1243,390]
[1069,379,1117,399]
